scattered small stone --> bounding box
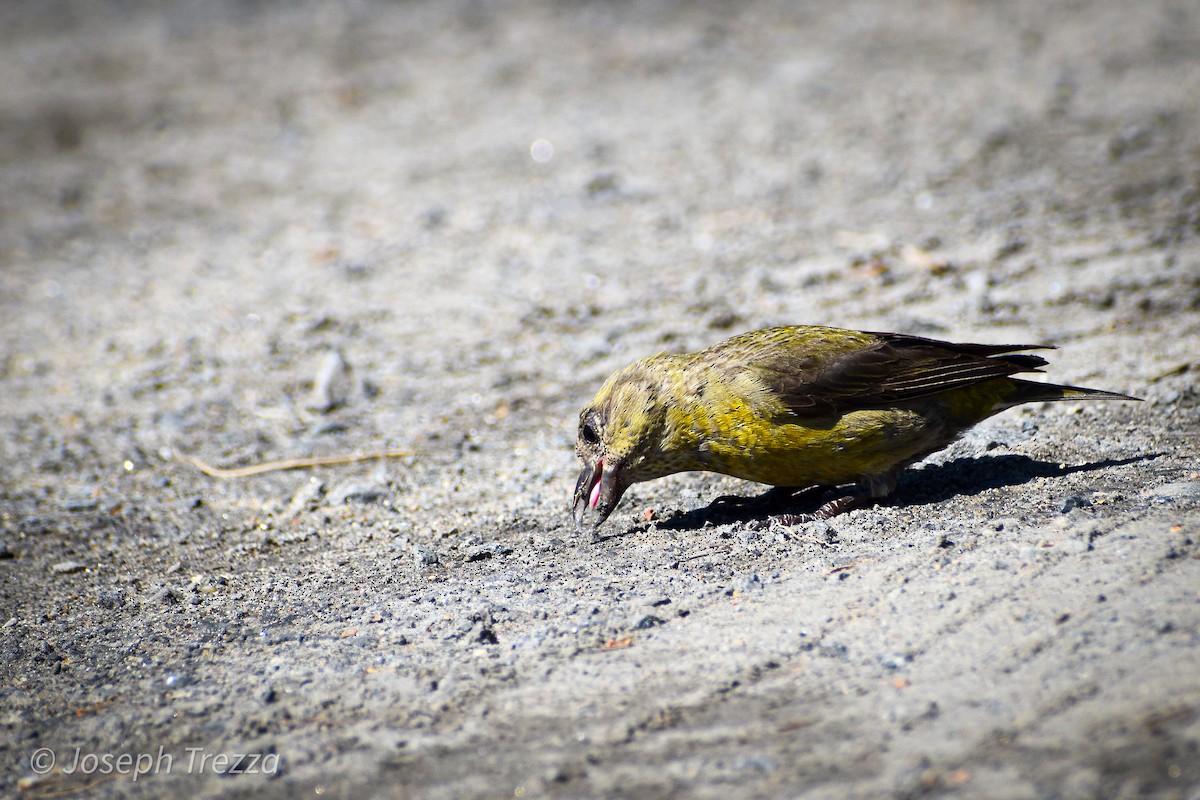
[808,520,837,544]
[733,755,778,774]
[156,587,181,605]
[308,419,350,436]
[585,171,620,197]
[1060,495,1092,513]
[96,589,127,609]
[288,479,326,513]
[261,528,317,547]
[343,262,371,281]
[51,560,86,575]
[412,544,439,567]
[307,349,353,413]
[882,652,914,670]
[737,573,765,593]
[329,481,387,504]
[737,527,764,545]
[466,543,514,562]
[62,493,99,512]
[445,618,475,640]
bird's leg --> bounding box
[742,487,840,530]
[749,475,896,530]
[754,496,858,529]
[811,493,868,519]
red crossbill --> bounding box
[572,325,1137,533]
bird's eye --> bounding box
[581,420,600,445]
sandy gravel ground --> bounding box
[2,1,1199,798]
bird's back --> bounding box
[655,326,1130,489]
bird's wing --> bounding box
[752,331,1052,417]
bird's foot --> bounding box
[746,493,868,532]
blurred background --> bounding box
[2,2,1198,798]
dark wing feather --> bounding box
[761,332,1053,417]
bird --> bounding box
[572,325,1138,534]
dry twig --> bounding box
[178,449,412,479]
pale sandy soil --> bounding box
[2,2,1199,798]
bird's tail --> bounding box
[998,378,1141,411]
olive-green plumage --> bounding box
[572,325,1138,532]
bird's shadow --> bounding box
[645,453,1158,533]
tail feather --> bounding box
[1000,378,1141,411]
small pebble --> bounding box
[329,481,386,504]
[96,590,127,609]
[882,652,914,670]
[466,543,514,562]
[1060,495,1092,513]
[156,587,181,605]
[62,494,99,512]
[307,349,353,413]
[737,573,765,593]
[412,544,439,567]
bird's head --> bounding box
[572,359,674,533]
